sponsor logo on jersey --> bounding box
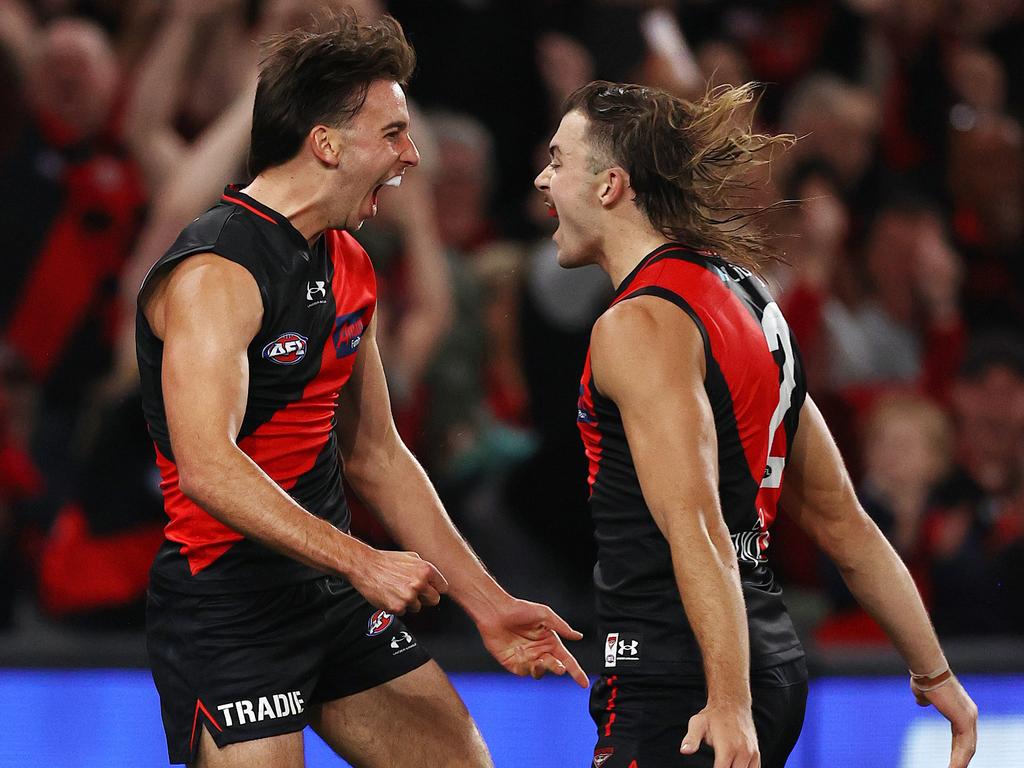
[216,691,304,727]
[604,632,641,668]
[332,308,367,359]
[593,747,615,767]
[366,609,394,636]
[577,385,595,424]
[390,630,418,655]
[262,332,308,365]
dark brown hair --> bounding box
[563,80,794,270]
[249,10,415,176]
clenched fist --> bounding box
[347,548,449,615]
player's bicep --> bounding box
[592,300,721,538]
[335,311,399,469]
[779,396,865,548]
[161,256,262,483]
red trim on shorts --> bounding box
[604,675,619,736]
[221,194,278,225]
[189,698,223,753]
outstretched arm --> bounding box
[590,296,757,767]
[781,396,978,768]
[337,313,587,687]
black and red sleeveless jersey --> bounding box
[136,187,375,593]
[578,243,806,674]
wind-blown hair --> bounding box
[249,10,415,176]
[562,80,794,271]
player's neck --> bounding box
[242,167,329,246]
[602,221,670,290]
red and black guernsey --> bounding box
[578,243,806,674]
[136,187,375,594]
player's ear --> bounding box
[598,167,631,209]
[310,125,341,168]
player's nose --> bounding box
[534,165,550,191]
[401,135,420,168]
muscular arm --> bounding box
[591,298,750,709]
[151,255,375,576]
[337,313,508,621]
[781,396,977,767]
[338,313,587,685]
[781,397,946,669]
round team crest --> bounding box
[366,609,394,637]
[262,332,308,365]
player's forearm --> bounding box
[667,517,751,706]
[833,516,946,673]
[177,444,370,578]
[344,434,509,620]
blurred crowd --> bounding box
[1,0,1022,648]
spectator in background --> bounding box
[1,15,145,518]
[944,45,1024,330]
[408,110,533,483]
[783,194,965,405]
[818,393,954,643]
[779,73,881,212]
[778,160,854,386]
[19,0,304,627]
[924,334,1024,637]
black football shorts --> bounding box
[147,575,431,764]
[588,659,808,768]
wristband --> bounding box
[910,666,954,692]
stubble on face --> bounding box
[329,80,413,231]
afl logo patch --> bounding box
[366,609,394,637]
[262,332,308,365]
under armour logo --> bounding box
[617,640,639,656]
[390,631,413,649]
[306,281,326,301]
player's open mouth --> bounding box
[544,201,558,218]
[369,175,403,216]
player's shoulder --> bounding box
[594,296,661,345]
[592,294,704,381]
[595,293,702,349]
[163,203,258,262]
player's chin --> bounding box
[555,242,586,270]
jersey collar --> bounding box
[612,242,689,300]
[221,185,312,251]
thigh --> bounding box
[193,725,304,768]
[308,661,492,768]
